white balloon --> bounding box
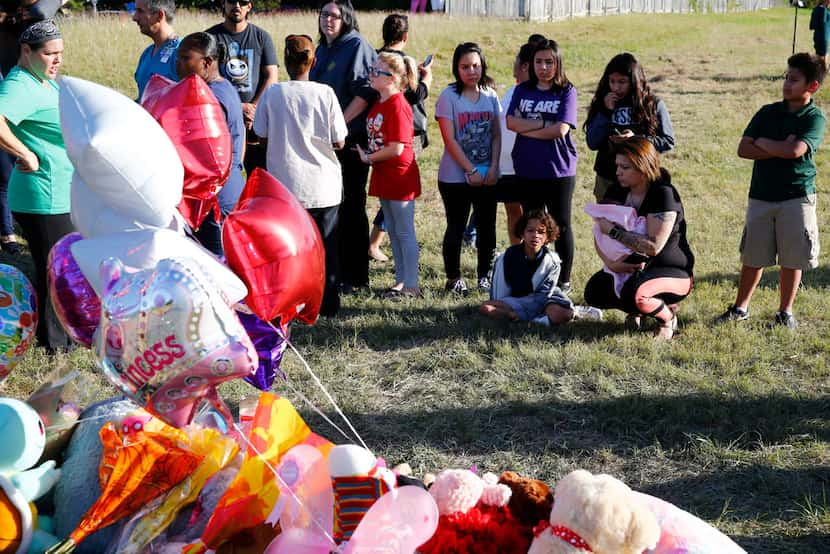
[71,172,182,238]
[60,76,183,229]
[328,445,378,478]
[70,229,247,305]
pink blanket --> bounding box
[584,203,647,297]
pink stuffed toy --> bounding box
[419,469,532,554]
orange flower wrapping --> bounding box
[47,422,203,554]
[183,393,332,554]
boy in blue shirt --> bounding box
[718,53,826,329]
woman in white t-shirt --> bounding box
[253,34,348,317]
[435,42,500,296]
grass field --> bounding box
[2,6,830,552]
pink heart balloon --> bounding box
[343,486,439,554]
[94,256,257,428]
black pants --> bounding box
[584,266,693,322]
[519,175,576,284]
[13,212,75,350]
[307,205,340,317]
[438,181,497,280]
[243,131,267,176]
[335,147,370,287]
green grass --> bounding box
[3,7,830,552]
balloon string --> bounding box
[230,421,340,551]
[46,412,118,432]
[268,321,371,454]
[282,379,352,443]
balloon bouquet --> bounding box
[50,75,328,424]
[41,75,436,554]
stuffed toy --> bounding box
[498,471,554,529]
[528,469,660,554]
[0,398,61,554]
[419,469,532,554]
[328,445,397,544]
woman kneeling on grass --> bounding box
[480,210,574,326]
[357,51,422,299]
[584,137,694,340]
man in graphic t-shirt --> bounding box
[207,0,278,174]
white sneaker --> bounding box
[573,305,603,321]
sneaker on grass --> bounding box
[716,304,748,323]
[445,278,469,296]
[773,311,797,329]
[477,277,491,292]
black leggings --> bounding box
[13,212,75,350]
[519,175,576,284]
[438,181,497,280]
[584,266,693,324]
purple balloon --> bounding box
[237,310,288,390]
[47,232,101,347]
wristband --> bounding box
[608,225,623,241]
[465,167,479,177]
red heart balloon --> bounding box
[222,169,325,325]
[141,74,231,229]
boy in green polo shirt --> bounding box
[718,53,826,329]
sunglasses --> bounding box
[369,67,393,77]
[226,0,252,6]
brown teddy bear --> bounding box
[498,471,554,528]
[528,469,660,554]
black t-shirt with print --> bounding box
[206,23,278,104]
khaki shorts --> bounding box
[740,194,820,269]
[593,174,616,202]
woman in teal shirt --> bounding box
[0,19,74,351]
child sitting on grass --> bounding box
[717,53,826,329]
[480,210,574,326]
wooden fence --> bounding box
[445,0,781,20]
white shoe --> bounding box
[573,305,603,321]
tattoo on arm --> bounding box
[652,211,672,221]
[617,229,653,254]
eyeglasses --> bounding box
[226,0,251,6]
[319,10,342,19]
[369,67,393,77]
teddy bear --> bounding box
[528,469,660,554]
[0,398,61,554]
[498,471,554,529]
[419,468,534,554]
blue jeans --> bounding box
[0,151,15,236]
[380,198,419,289]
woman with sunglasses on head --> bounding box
[0,19,74,351]
[584,138,694,341]
[254,34,347,316]
[310,0,376,295]
[176,32,245,257]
